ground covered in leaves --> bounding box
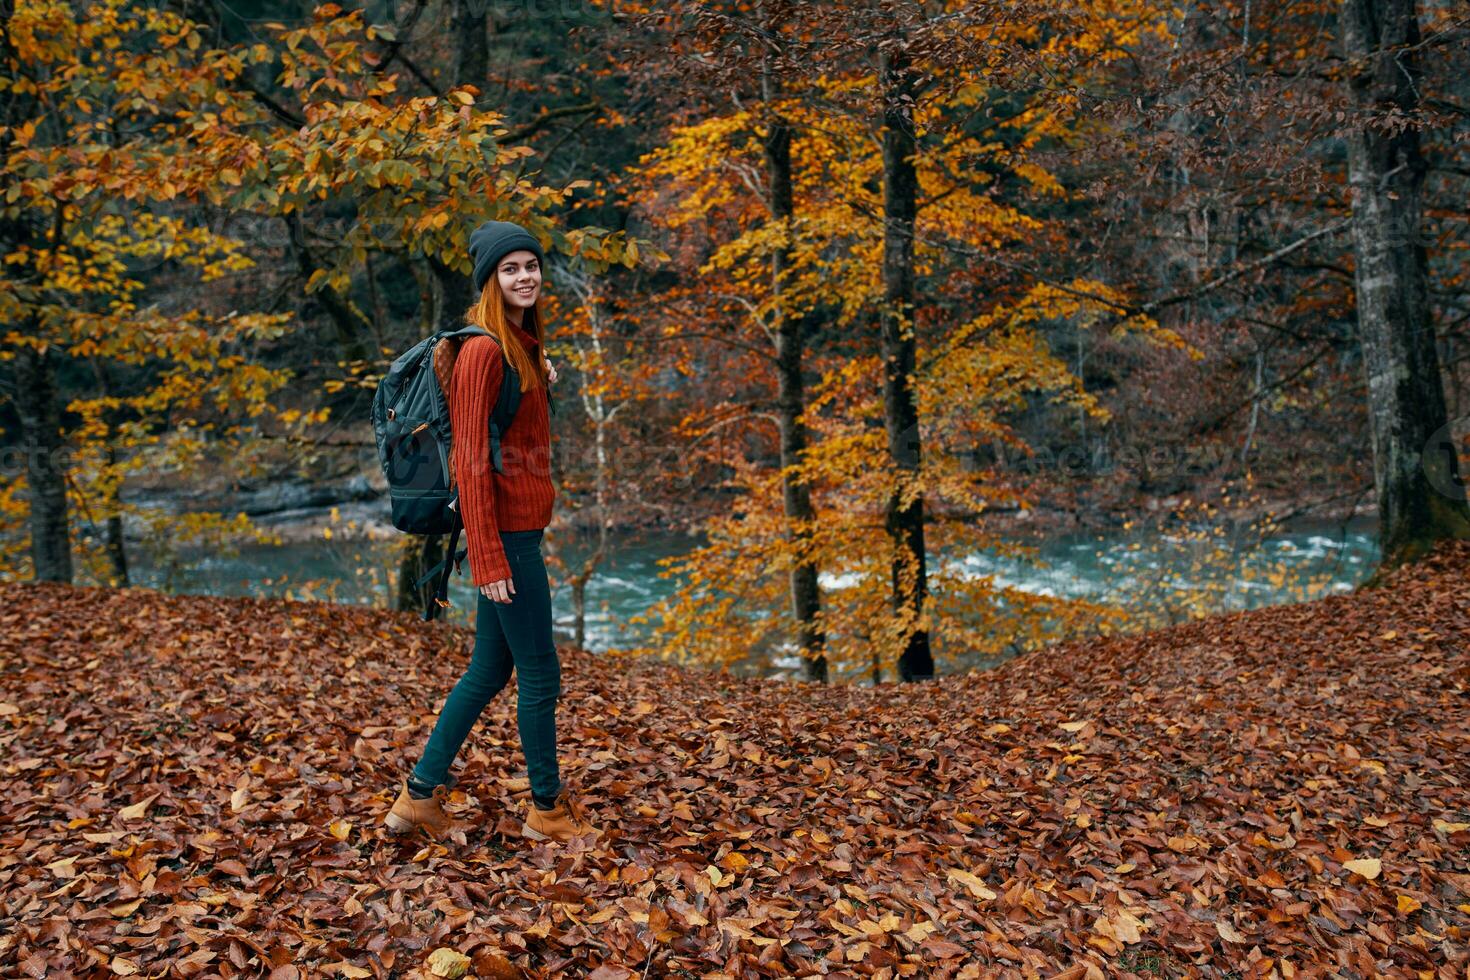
[2,542,1468,979]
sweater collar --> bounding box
[509,319,538,350]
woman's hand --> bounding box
[544,356,557,384]
[480,577,516,604]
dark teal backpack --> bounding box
[372,325,524,620]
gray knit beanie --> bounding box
[468,220,546,294]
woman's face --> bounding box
[496,249,541,313]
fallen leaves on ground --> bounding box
[1,541,1467,977]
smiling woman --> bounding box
[382,219,598,846]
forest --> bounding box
[2,0,1469,976]
[3,0,1469,678]
[2,0,1458,681]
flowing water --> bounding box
[130,516,1378,661]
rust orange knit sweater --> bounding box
[447,326,554,586]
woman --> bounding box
[382,219,598,844]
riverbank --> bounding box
[116,421,1373,546]
[2,540,1465,976]
[120,478,1374,549]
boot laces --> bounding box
[559,782,589,827]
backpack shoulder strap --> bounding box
[442,325,492,341]
[457,332,521,475]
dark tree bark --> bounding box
[394,532,447,614]
[87,357,130,585]
[390,226,478,622]
[284,211,373,366]
[557,266,620,655]
[568,541,602,653]
[395,7,492,617]
[453,0,489,96]
[104,475,129,585]
[13,341,73,583]
[1340,0,1470,568]
[2,5,71,583]
[429,255,475,332]
[762,106,829,683]
[879,41,934,682]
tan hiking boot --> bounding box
[383,781,453,837]
[521,789,599,844]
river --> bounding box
[132,516,1378,662]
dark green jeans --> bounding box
[411,528,563,803]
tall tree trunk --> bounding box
[428,4,484,310]
[14,341,72,583]
[104,464,129,586]
[395,532,448,614]
[409,256,440,337]
[560,266,623,653]
[390,257,473,618]
[762,108,828,683]
[568,384,609,654]
[1341,0,1470,568]
[399,0,486,615]
[2,6,71,583]
[879,42,934,681]
[284,211,373,366]
[566,340,609,654]
[453,0,489,95]
[89,357,130,585]
[429,256,475,332]
[569,554,596,652]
